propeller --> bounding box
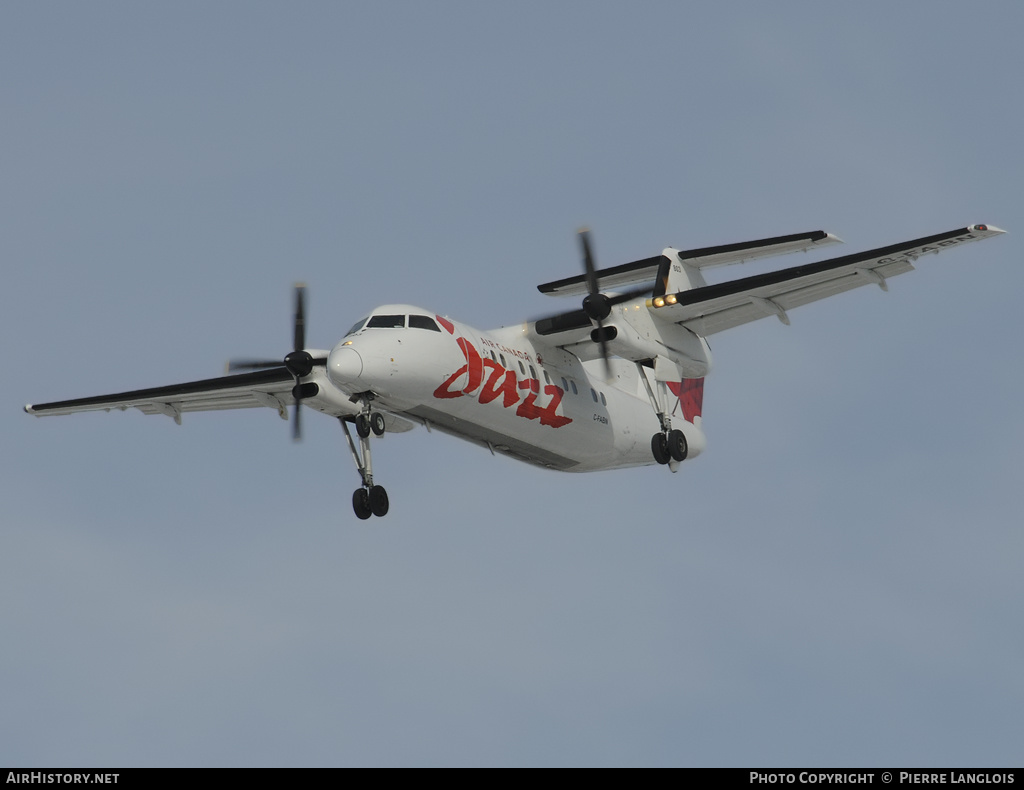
[227,283,317,441]
[578,230,650,378]
[532,230,656,380]
[577,229,613,379]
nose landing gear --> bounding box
[355,410,387,439]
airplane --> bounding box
[25,223,1005,520]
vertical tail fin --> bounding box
[667,378,704,424]
[653,248,708,296]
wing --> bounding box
[24,364,417,432]
[26,367,300,423]
[537,230,842,297]
[648,224,1005,336]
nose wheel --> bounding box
[340,416,390,519]
[355,411,387,438]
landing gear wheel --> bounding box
[370,412,386,436]
[667,429,688,462]
[369,485,389,517]
[651,433,670,465]
[355,414,371,438]
[352,488,372,520]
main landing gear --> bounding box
[650,429,688,465]
[352,484,389,520]
[637,362,688,469]
[340,403,390,519]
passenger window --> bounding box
[499,354,506,368]
[591,388,598,403]
[367,314,405,328]
[529,365,537,380]
[518,361,525,375]
[490,351,497,362]
[600,392,606,406]
[408,315,441,332]
[561,377,568,391]
[543,371,551,385]
[570,380,578,395]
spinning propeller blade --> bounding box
[289,284,307,442]
[225,359,285,373]
[578,229,613,380]
[293,283,306,355]
[224,284,314,441]
[531,230,655,378]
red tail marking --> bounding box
[667,378,704,423]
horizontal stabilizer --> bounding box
[648,224,1004,336]
[538,230,841,297]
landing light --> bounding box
[653,297,666,308]
[665,294,678,305]
[343,340,353,346]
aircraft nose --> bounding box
[328,345,364,387]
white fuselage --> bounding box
[316,304,706,472]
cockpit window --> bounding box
[366,314,405,328]
[345,317,368,336]
[408,315,441,332]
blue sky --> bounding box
[2,2,1021,767]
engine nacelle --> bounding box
[603,304,712,378]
